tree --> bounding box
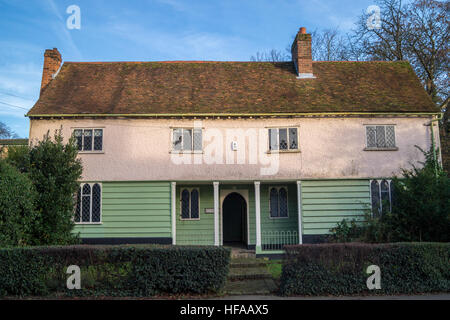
[0,121,18,139]
[354,0,449,103]
[0,160,37,246]
[6,129,82,245]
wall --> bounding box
[73,181,171,240]
[29,116,438,181]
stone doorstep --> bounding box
[227,266,272,281]
[223,279,278,295]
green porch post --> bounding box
[254,181,262,252]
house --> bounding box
[26,27,441,254]
[0,138,28,158]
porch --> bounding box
[171,181,303,254]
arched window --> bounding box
[180,188,200,220]
[370,179,392,217]
[74,183,102,224]
[269,186,289,218]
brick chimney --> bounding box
[291,27,315,79]
[40,48,62,93]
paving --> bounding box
[223,248,278,295]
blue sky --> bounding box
[0,0,376,138]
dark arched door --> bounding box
[223,192,247,245]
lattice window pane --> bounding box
[371,180,380,217]
[92,184,101,222]
[183,129,192,151]
[181,189,190,219]
[270,188,279,217]
[83,130,93,151]
[173,129,182,151]
[289,128,298,150]
[381,180,390,214]
[74,188,81,222]
[269,129,278,150]
[279,188,288,217]
[376,126,386,148]
[385,126,396,147]
[81,184,92,223]
[193,129,202,151]
[93,129,103,151]
[190,189,199,219]
[74,130,83,151]
[366,126,376,148]
[279,129,288,150]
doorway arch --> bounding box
[222,192,248,246]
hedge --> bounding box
[280,242,450,296]
[0,245,230,297]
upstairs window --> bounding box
[180,188,200,220]
[74,129,103,152]
[172,128,202,152]
[370,179,392,217]
[269,186,289,218]
[269,128,298,151]
[365,125,396,149]
[74,183,102,224]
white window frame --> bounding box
[268,186,289,219]
[179,187,201,221]
[171,128,203,153]
[364,125,397,150]
[369,179,392,216]
[74,182,102,225]
[73,128,104,153]
[267,127,300,153]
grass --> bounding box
[266,260,282,279]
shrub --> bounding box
[6,129,82,245]
[279,243,450,296]
[0,245,231,297]
[0,161,37,246]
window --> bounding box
[269,187,288,218]
[370,179,392,217]
[268,128,298,151]
[172,128,202,152]
[365,125,396,149]
[74,183,102,224]
[180,188,200,220]
[74,129,103,152]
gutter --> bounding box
[26,112,441,118]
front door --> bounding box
[223,192,247,245]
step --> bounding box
[230,258,268,268]
[227,266,272,281]
[223,279,278,295]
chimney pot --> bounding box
[300,27,306,34]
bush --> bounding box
[0,161,37,246]
[6,129,82,245]
[0,245,231,297]
[279,243,450,296]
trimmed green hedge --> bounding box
[280,243,450,296]
[0,245,230,297]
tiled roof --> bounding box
[27,60,438,116]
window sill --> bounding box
[179,218,201,221]
[266,149,301,154]
[170,151,204,154]
[364,147,398,151]
[269,216,290,220]
[78,151,104,154]
[74,222,103,225]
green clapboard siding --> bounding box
[73,182,171,238]
[260,183,299,243]
[176,185,215,245]
[301,180,370,235]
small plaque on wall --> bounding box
[205,208,214,214]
